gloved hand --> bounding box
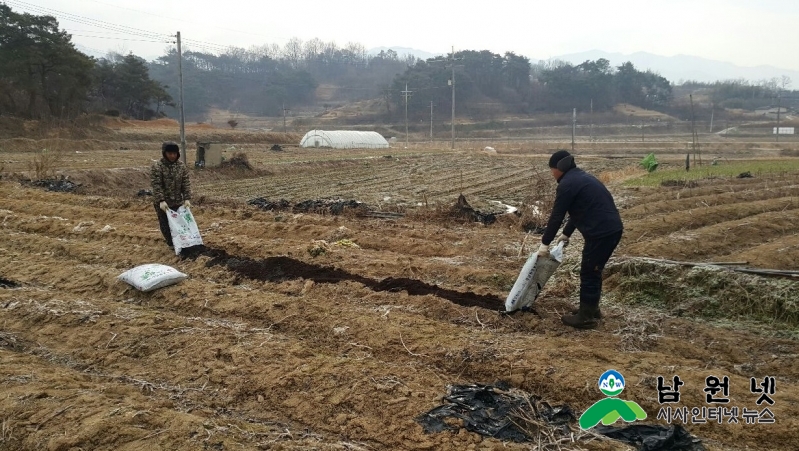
[159,201,168,212]
[537,243,550,258]
[183,200,191,209]
[556,234,570,247]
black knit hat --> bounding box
[161,141,180,158]
[548,150,576,172]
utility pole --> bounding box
[402,83,413,148]
[776,92,782,143]
[709,104,714,133]
[571,108,576,152]
[429,101,434,139]
[176,31,186,164]
[282,103,290,133]
[450,46,456,149]
[589,98,594,142]
[641,120,645,142]
[689,94,701,166]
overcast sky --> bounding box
[8,0,799,71]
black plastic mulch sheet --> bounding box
[247,197,291,211]
[415,383,574,442]
[595,424,706,451]
[293,198,362,215]
[247,197,362,215]
[453,194,497,225]
[31,179,80,192]
[417,383,706,451]
[0,277,20,288]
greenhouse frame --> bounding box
[300,130,390,149]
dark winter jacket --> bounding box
[541,167,622,245]
[150,158,191,206]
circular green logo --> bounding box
[599,370,625,397]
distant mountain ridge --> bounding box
[541,50,799,84]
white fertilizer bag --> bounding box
[167,206,204,255]
[118,263,187,292]
[505,241,564,312]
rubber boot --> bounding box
[570,307,602,319]
[562,305,600,329]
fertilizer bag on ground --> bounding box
[167,206,204,255]
[118,263,187,292]
[505,241,564,312]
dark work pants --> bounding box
[154,203,179,248]
[580,230,623,308]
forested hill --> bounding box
[147,43,415,121]
[145,43,677,122]
[1,3,794,124]
[145,40,795,123]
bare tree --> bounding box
[303,38,324,64]
[252,43,282,60]
[283,37,303,68]
[762,78,780,95]
[323,40,339,62]
[345,41,367,66]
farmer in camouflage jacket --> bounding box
[151,141,192,249]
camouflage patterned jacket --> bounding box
[150,158,191,206]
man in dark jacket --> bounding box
[538,150,623,329]
[151,141,192,249]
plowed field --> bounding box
[1,138,798,450]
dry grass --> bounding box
[403,201,473,225]
[612,103,678,121]
[220,152,253,170]
[597,165,647,185]
[510,395,620,451]
[542,256,581,300]
[1,418,13,443]
[604,258,799,327]
[28,148,65,180]
[612,309,665,352]
[518,169,556,232]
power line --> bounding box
[73,43,108,56]
[7,2,524,116]
[10,0,434,71]
[7,0,166,37]
[180,42,234,54]
[68,34,170,44]
[60,28,164,36]
[6,0,260,56]
[5,0,172,40]
[78,0,296,42]
[10,0,427,75]
[182,37,239,49]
